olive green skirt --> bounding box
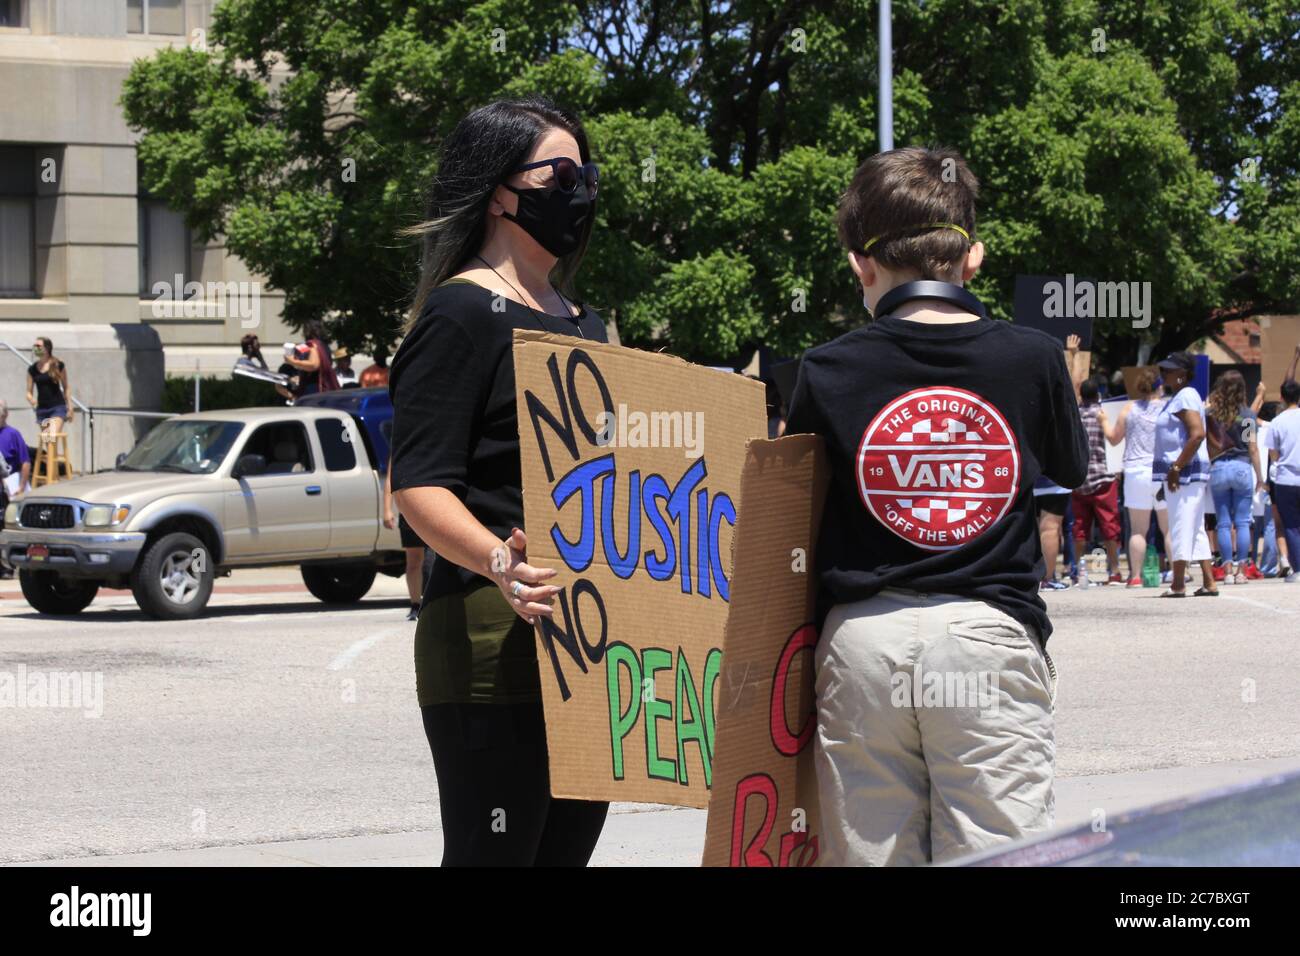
[414,584,542,706]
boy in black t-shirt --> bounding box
[786,147,1087,866]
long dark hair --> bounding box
[1207,369,1247,427]
[402,97,594,333]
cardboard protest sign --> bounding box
[701,435,828,867]
[1259,315,1300,400]
[1100,397,1127,475]
[513,329,767,807]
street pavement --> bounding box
[2,567,1298,866]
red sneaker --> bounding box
[1212,563,1227,582]
[1107,573,1124,585]
[1244,561,1265,580]
[1126,577,1142,588]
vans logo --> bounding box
[856,387,1021,551]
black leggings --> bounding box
[421,699,609,866]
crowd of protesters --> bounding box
[1035,343,1300,591]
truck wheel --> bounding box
[18,570,99,615]
[131,532,214,620]
[301,564,376,604]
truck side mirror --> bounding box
[233,453,267,478]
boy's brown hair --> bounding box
[836,146,979,282]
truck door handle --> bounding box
[306,486,322,495]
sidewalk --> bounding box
[15,756,1299,867]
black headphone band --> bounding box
[873,280,986,320]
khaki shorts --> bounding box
[814,588,1057,866]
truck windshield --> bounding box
[119,420,243,475]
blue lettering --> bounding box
[551,455,615,572]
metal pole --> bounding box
[878,0,894,152]
[194,359,200,412]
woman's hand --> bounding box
[488,527,560,624]
[1167,465,1182,493]
[1066,333,1080,353]
[383,510,396,530]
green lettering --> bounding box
[606,642,641,780]
[702,647,723,760]
[675,649,710,788]
[642,647,676,782]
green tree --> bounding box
[122,0,1299,369]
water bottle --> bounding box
[1142,545,1160,588]
[1078,559,1090,589]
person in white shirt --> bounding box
[333,347,360,388]
[1103,367,1169,586]
[1151,352,1218,597]
[1264,379,1300,582]
[1252,403,1282,576]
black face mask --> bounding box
[501,182,592,258]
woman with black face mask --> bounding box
[388,97,607,866]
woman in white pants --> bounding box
[1103,367,1169,586]
[1151,352,1219,597]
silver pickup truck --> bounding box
[1,406,405,619]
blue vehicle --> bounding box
[295,386,394,471]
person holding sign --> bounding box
[388,97,609,866]
[785,147,1088,866]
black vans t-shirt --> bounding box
[388,280,608,603]
[785,311,1088,645]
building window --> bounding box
[0,1,25,28]
[0,146,35,296]
[127,0,184,36]
[139,198,191,297]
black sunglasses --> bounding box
[513,157,599,199]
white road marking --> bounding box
[1220,594,1298,616]
[328,625,408,671]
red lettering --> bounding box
[770,624,817,757]
[779,829,820,867]
[730,773,777,867]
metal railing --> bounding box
[83,408,176,473]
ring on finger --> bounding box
[511,580,524,597]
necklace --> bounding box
[474,255,584,338]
